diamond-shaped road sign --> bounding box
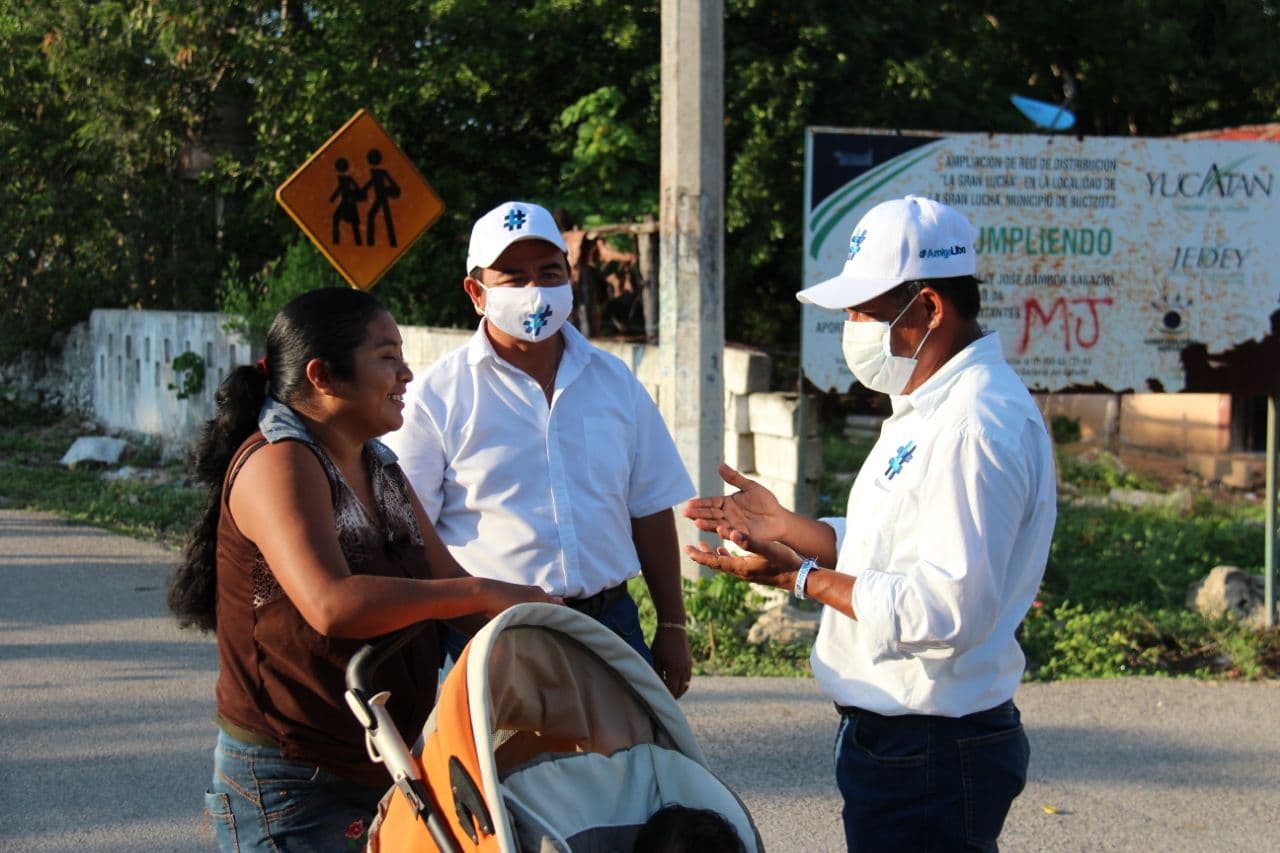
[276,109,444,290]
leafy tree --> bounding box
[1,2,222,357]
[4,0,1279,358]
[188,0,665,332]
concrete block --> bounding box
[732,471,819,515]
[754,433,823,482]
[748,393,816,438]
[723,344,771,395]
[723,432,755,472]
[60,436,128,467]
[844,414,884,440]
[724,392,751,434]
[593,337,661,387]
[399,325,470,373]
[1186,452,1265,490]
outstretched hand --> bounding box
[682,463,788,549]
[684,538,801,590]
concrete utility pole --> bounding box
[659,0,725,560]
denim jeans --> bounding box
[204,730,384,852]
[833,699,1029,852]
[444,592,656,668]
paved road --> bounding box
[2,508,1277,852]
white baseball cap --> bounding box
[466,201,568,271]
[797,195,978,310]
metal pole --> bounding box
[1266,395,1276,628]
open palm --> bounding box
[684,538,799,589]
[683,463,788,546]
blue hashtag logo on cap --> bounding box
[503,208,527,231]
[848,228,867,260]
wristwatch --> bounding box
[794,557,818,600]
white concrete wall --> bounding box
[90,310,252,454]
[77,312,812,504]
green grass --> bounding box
[1055,446,1159,493]
[631,575,813,677]
[0,401,202,548]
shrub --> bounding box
[1021,601,1279,680]
[1049,414,1081,445]
[1045,504,1264,609]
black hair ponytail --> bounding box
[167,365,268,630]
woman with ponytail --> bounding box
[169,287,554,851]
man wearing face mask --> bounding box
[683,195,1056,849]
[383,201,695,698]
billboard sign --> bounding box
[802,128,1280,395]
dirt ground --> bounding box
[1112,447,1202,489]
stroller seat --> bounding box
[501,743,757,853]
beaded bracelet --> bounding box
[657,622,688,632]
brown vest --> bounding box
[213,431,440,788]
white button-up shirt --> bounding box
[812,332,1056,717]
[382,322,694,598]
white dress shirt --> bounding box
[382,321,694,598]
[812,332,1057,717]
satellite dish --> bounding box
[1010,94,1075,131]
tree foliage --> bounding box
[4,0,1278,357]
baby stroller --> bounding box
[345,602,762,852]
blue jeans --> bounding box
[204,730,384,852]
[444,593,656,667]
[833,700,1029,852]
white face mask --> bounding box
[479,283,574,342]
[841,291,932,395]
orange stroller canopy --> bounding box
[348,603,761,852]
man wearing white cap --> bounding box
[684,195,1056,848]
[383,201,695,697]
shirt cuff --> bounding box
[819,516,845,556]
[850,569,905,663]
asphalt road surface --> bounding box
[2,509,1277,852]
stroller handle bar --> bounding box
[345,621,428,702]
[345,623,464,853]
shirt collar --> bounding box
[258,396,310,443]
[892,330,1005,420]
[257,396,398,466]
[464,319,591,388]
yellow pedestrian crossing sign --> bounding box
[276,109,445,290]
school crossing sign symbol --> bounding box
[276,109,445,290]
